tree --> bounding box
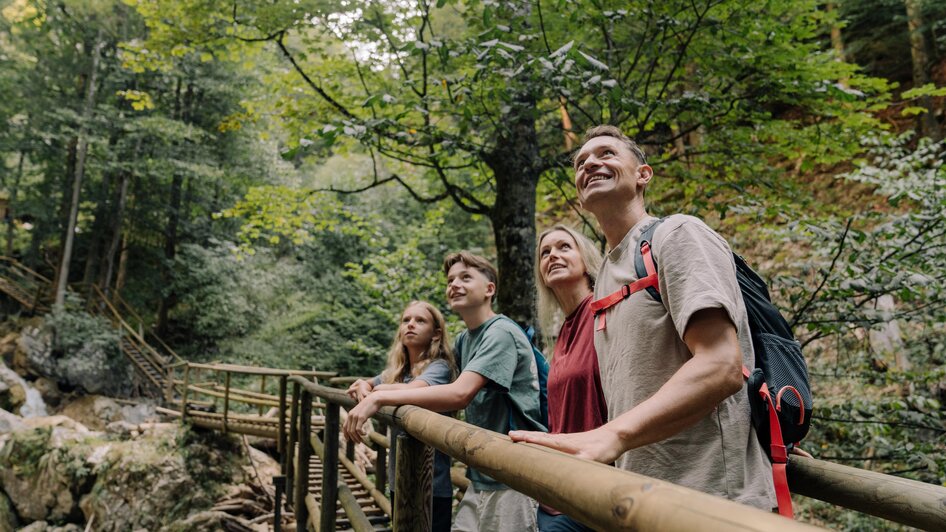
[127,0,888,327]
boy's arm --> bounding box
[509,308,743,462]
[343,371,488,443]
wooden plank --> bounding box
[321,403,340,532]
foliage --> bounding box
[45,294,121,362]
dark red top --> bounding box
[547,294,608,434]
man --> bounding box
[343,251,545,531]
[510,125,776,510]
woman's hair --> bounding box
[380,301,456,384]
[534,225,603,348]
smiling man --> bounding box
[343,251,545,531]
[510,126,777,511]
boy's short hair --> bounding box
[443,251,499,290]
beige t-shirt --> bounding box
[594,214,776,510]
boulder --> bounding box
[32,378,61,408]
[0,333,17,363]
[0,489,20,532]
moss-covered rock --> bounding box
[0,414,244,530]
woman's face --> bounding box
[539,230,587,288]
[400,304,438,351]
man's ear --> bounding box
[637,164,654,187]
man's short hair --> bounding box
[579,125,647,166]
[443,251,499,289]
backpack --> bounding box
[457,316,549,431]
[590,217,812,519]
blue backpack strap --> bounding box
[634,218,666,302]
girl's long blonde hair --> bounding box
[535,225,603,349]
[380,301,456,384]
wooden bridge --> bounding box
[2,256,945,531]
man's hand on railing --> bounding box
[343,394,381,444]
[346,379,374,402]
[508,425,626,464]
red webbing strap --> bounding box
[743,365,794,518]
[641,241,658,278]
[590,274,658,331]
[762,384,793,518]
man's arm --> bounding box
[509,308,743,463]
[343,371,488,443]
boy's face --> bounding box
[445,261,495,313]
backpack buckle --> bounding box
[621,284,631,299]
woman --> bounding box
[534,225,607,532]
[346,301,456,532]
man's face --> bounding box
[573,136,648,211]
[445,262,494,312]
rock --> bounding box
[0,489,20,532]
[120,402,158,425]
[32,378,61,407]
[0,407,25,433]
[17,522,47,532]
[0,333,17,363]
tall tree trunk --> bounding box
[101,140,138,299]
[55,30,106,308]
[156,173,182,336]
[904,0,942,140]
[485,96,540,328]
[6,151,25,256]
[114,233,129,301]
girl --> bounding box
[533,225,607,532]
[347,301,456,532]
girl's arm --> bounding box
[373,381,430,392]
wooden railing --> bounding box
[0,256,51,311]
[284,377,946,532]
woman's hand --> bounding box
[343,394,382,444]
[346,379,374,402]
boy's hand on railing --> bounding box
[508,426,625,464]
[346,379,373,402]
[343,394,381,444]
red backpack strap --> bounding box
[590,273,658,331]
[590,231,662,331]
[748,365,793,518]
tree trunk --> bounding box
[114,233,129,300]
[101,138,138,298]
[157,172,183,335]
[55,30,106,308]
[904,0,942,140]
[485,98,540,328]
[6,151,25,256]
[827,2,846,61]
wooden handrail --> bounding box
[185,362,335,378]
[290,378,819,532]
[788,456,946,530]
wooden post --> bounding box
[321,402,340,532]
[259,375,267,416]
[285,381,300,504]
[394,432,433,532]
[223,371,231,433]
[278,376,288,456]
[294,389,313,532]
[180,364,190,422]
[346,439,355,462]
[273,475,286,532]
[374,436,388,495]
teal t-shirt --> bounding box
[456,314,546,490]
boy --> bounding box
[344,251,545,531]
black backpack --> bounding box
[592,217,812,518]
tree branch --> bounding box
[790,217,853,329]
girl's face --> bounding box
[538,230,586,288]
[400,304,438,351]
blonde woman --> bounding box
[528,225,607,532]
[346,301,456,532]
